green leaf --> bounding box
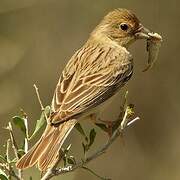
[17,149,25,157]
[82,142,86,154]
[88,129,96,147]
[0,155,6,163]
[70,156,76,164]
[0,169,8,180]
[12,116,26,136]
[63,156,67,167]
[29,106,50,139]
[95,123,108,132]
[82,142,88,154]
[44,106,51,115]
[127,104,135,117]
[21,137,28,153]
[75,123,86,138]
[64,144,72,154]
[10,158,18,163]
[67,157,76,165]
[81,129,96,154]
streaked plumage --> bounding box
[51,43,133,124]
[16,8,151,171]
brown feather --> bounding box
[16,120,77,171]
[16,8,139,171]
[50,43,133,124]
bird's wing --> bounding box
[50,44,133,124]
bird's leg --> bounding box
[99,118,114,137]
[89,114,114,137]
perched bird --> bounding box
[16,8,151,171]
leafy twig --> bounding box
[7,122,19,160]
[0,88,139,180]
[8,122,23,179]
[41,106,140,180]
[0,163,20,180]
[3,139,21,180]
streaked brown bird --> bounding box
[16,8,152,171]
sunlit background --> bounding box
[0,0,179,179]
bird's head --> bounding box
[91,8,150,47]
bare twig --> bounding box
[82,166,111,180]
[120,106,130,130]
[127,117,140,127]
[0,163,20,180]
[33,84,44,111]
[6,139,11,164]
[3,139,21,180]
[6,139,12,180]
[33,84,48,121]
[8,122,19,159]
[7,122,23,179]
[41,107,140,180]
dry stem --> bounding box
[33,84,48,121]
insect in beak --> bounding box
[134,24,163,72]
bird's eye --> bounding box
[120,23,129,31]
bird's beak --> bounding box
[135,24,151,39]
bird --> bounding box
[16,8,151,171]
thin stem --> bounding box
[33,84,48,121]
[41,111,140,180]
[6,139,11,163]
[0,163,20,180]
[33,84,44,111]
[127,117,140,127]
[82,166,111,180]
[7,122,23,179]
[8,122,19,159]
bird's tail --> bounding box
[16,119,77,171]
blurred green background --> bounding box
[0,0,179,179]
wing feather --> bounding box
[51,43,133,124]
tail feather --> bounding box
[29,130,54,166]
[17,139,42,169]
[16,125,54,169]
[38,126,62,170]
[39,119,77,170]
[16,119,77,171]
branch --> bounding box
[7,122,23,179]
[33,84,48,121]
[33,84,44,111]
[2,138,21,180]
[82,166,110,180]
[0,163,20,180]
[41,107,140,180]
[8,122,19,160]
